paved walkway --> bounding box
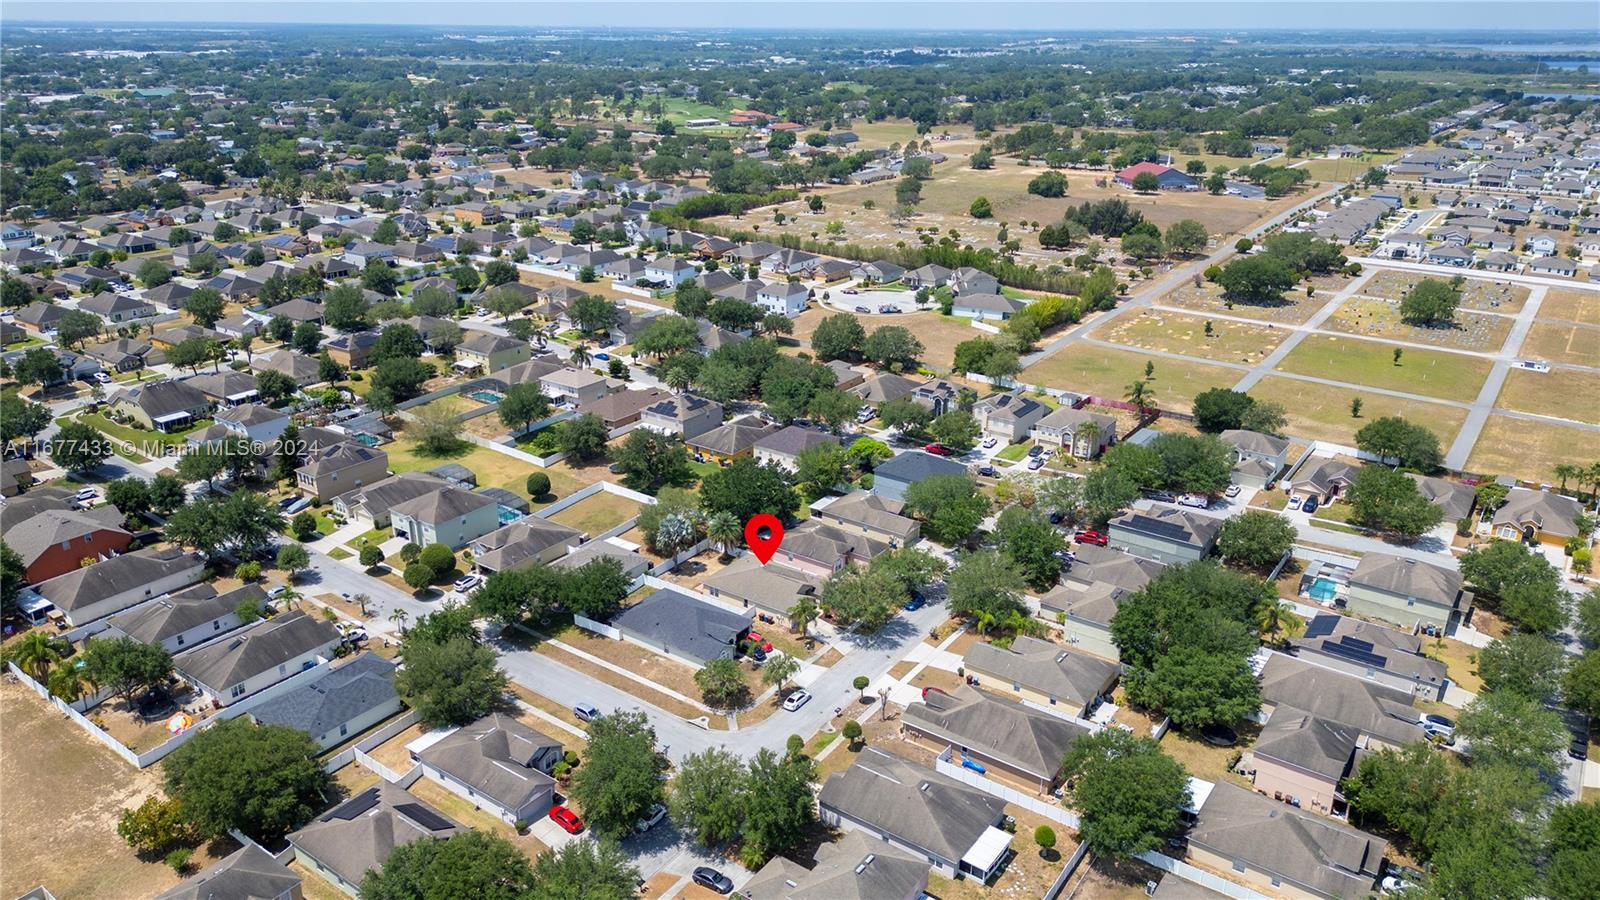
[1445,284,1547,469]
[1232,269,1376,392]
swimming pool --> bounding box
[353,433,380,447]
[469,390,503,404]
[1308,577,1339,602]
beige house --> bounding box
[1245,707,1359,815]
[812,490,920,546]
[1491,487,1585,547]
[390,487,501,550]
[961,635,1120,717]
[639,393,724,439]
[1187,783,1387,900]
[1345,553,1471,634]
[972,392,1048,444]
[456,332,530,373]
[296,443,391,501]
[539,367,611,406]
[1030,407,1117,459]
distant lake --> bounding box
[1540,60,1600,70]
[1523,92,1600,100]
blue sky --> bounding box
[3,1,1597,32]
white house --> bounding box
[755,280,810,317]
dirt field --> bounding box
[1519,321,1600,368]
[1247,376,1468,448]
[1466,415,1600,483]
[1158,278,1329,325]
[1066,855,1171,900]
[1496,369,1600,425]
[0,680,234,900]
[1540,288,1600,327]
[789,305,987,371]
[1025,342,1240,413]
[1274,336,1493,403]
[1095,309,1289,365]
[1325,298,1512,354]
[546,492,643,536]
[1361,269,1530,313]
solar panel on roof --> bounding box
[1320,641,1389,669]
[1302,616,1338,640]
[1340,638,1376,654]
[1126,515,1194,542]
[395,802,454,832]
[330,787,380,820]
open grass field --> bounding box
[1158,278,1330,325]
[789,305,984,371]
[1361,269,1530,314]
[546,491,642,536]
[1274,336,1493,403]
[1466,415,1600,483]
[1540,288,1600,327]
[1496,368,1600,425]
[1025,342,1240,413]
[1096,309,1289,365]
[1248,375,1468,448]
[1325,297,1512,353]
[0,680,236,900]
[1519,321,1600,368]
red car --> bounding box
[549,805,584,834]
[922,686,947,699]
[746,631,774,652]
[1074,529,1109,546]
[923,443,952,456]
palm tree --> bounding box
[707,512,742,559]
[1072,421,1104,459]
[570,343,591,368]
[209,341,227,373]
[975,609,998,635]
[1258,600,1305,646]
[1125,380,1157,412]
[47,661,97,704]
[788,597,819,642]
[1554,464,1580,493]
[12,632,62,682]
[389,608,409,634]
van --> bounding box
[573,703,600,723]
[1177,493,1209,509]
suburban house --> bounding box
[905,263,953,288]
[539,367,612,406]
[742,830,928,900]
[1404,474,1476,523]
[612,588,754,666]
[249,653,402,751]
[1043,545,1165,659]
[1345,553,1471,634]
[288,782,458,895]
[768,520,890,577]
[457,332,531,373]
[854,260,907,284]
[903,684,1090,792]
[639,393,724,440]
[1031,407,1117,459]
[252,349,323,387]
[389,486,501,550]
[1257,653,1422,750]
[1186,782,1388,899]
[754,425,839,472]
[1245,706,1360,815]
[104,583,260,654]
[84,338,164,373]
[962,634,1120,717]
[153,844,303,900]
[1287,614,1450,702]
[553,540,649,580]
[173,610,341,707]
[852,372,922,407]
[469,518,585,573]
[644,257,698,286]
[870,451,968,502]
[911,378,960,415]
[213,403,288,445]
[702,550,825,622]
[324,331,380,369]
[183,371,261,408]
[7,502,133,586]
[686,416,782,464]
[755,280,810,317]
[576,388,667,431]
[1108,504,1222,563]
[414,713,564,824]
[80,291,156,324]
[263,298,326,324]
[951,292,1027,321]
[108,379,213,431]
[812,490,921,547]
[1285,458,1363,505]
[1221,429,1291,489]
[296,443,390,501]
[819,748,1011,882]
[973,393,1048,444]
[19,547,205,628]
[1491,487,1584,547]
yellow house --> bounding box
[686,416,781,465]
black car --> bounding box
[693,866,734,894]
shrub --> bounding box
[165,848,192,873]
[526,473,551,497]
[418,544,455,577]
[359,545,384,568]
[236,561,262,582]
[399,543,423,564]
[842,719,863,746]
[403,563,436,591]
[291,511,318,540]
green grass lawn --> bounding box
[76,412,212,449]
[996,442,1032,462]
[327,547,352,561]
[1274,336,1492,404]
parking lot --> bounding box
[819,280,927,316]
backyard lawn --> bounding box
[1495,368,1600,425]
[1246,376,1468,448]
[1024,343,1240,413]
[547,491,643,536]
[384,432,600,503]
[77,412,212,450]
[1273,336,1493,403]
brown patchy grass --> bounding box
[925,805,1077,900]
[1362,269,1530,313]
[1539,288,1600,326]
[1465,415,1600,484]
[789,305,984,372]
[535,641,725,727]
[1160,722,1258,788]
[365,722,427,775]
[1097,309,1288,365]
[0,681,233,900]
[1519,321,1600,368]
[1247,376,1468,448]
[1422,637,1483,695]
[546,492,643,536]
[1496,368,1600,425]
[1067,855,1170,900]
[508,683,592,738]
[1024,342,1240,413]
[1326,297,1513,354]
[1159,278,1329,325]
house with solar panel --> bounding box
[289,782,460,895]
[1107,504,1222,564]
[1286,614,1451,702]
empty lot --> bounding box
[1025,342,1240,412]
[1496,368,1600,425]
[1096,309,1289,365]
[1519,321,1600,368]
[1467,415,1600,483]
[1247,375,1468,448]
[1274,336,1493,403]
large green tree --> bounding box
[1060,729,1190,860]
[1216,510,1297,569]
[396,634,507,728]
[993,505,1068,590]
[614,428,694,494]
[362,830,535,900]
[1476,633,1566,703]
[162,719,330,842]
[1457,690,1569,780]
[48,420,110,473]
[903,474,989,544]
[1344,465,1444,539]
[1355,416,1443,471]
[569,710,668,839]
[699,456,798,523]
[528,838,641,900]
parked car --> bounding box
[903,593,926,612]
[1421,713,1455,742]
[878,305,899,314]
[593,352,610,361]
[921,686,947,699]
[267,585,290,600]
[842,288,859,295]
[981,437,998,449]
[1027,456,1045,470]
[92,371,112,384]
[573,703,601,723]
[1074,529,1109,546]
[1146,490,1176,503]
[976,465,997,478]
[1028,445,1043,458]
[782,689,812,712]
[1177,493,1209,509]
[853,305,871,314]
[1224,484,1242,498]
[692,867,735,895]
[1302,496,1319,514]
[549,805,584,835]
[633,803,667,835]
[1288,496,1304,511]
[452,573,481,593]
[923,443,952,456]
[74,487,98,503]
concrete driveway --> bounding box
[819,280,927,315]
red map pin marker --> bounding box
[744,513,784,565]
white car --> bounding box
[92,372,112,384]
[1224,484,1241,498]
[633,803,668,835]
[452,573,481,593]
[1177,493,1209,509]
[74,487,98,503]
[981,437,998,449]
[782,689,812,712]
[1027,456,1045,470]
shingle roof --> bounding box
[1187,783,1386,900]
[903,684,1090,780]
[250,652,398,738]
[755,424,839,458]
[611,588,753,662]
[5,507,130,568]
[288,782,457,889]
[29,547,201,614]
[106,583,261,645]
[114,379,211,419]
[687,416,782,456]
[1492,488,1583,539]
[873,451,967,484]
[1220,428,1290,457]
[153,844,301,900]
[174,610,339,692]
[390,487,498,523]
[1258,653,1420,747]
[742,830,928,900]
[1350,553,1466,611]
[962,635,1120,711]
[1253,707,1359,780]
[416,713,561,813]
[1109,505,1223,549]
[818,748,1006,864]
[815,490,918,542]
[471,518,584,571]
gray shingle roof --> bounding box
[818,748,1006,865]
[903,684,1090,780]
[1350,553,1466,611]
[106,583,262,645]
[390,487,498,524]
[872,451,967,484]
[742,830,928,900]
[153,844,301,900]
[687,417,782,456]
[962,635,1120,711]
[1188,782,1386,899]
[174,610,339,693]
[249,652,398,739]
[288,782,458,889]
[5,506,130,568]
[611,588,753,663]
[416,713,560,813]
[29,547,201,614]
[1253,707,1359,780]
